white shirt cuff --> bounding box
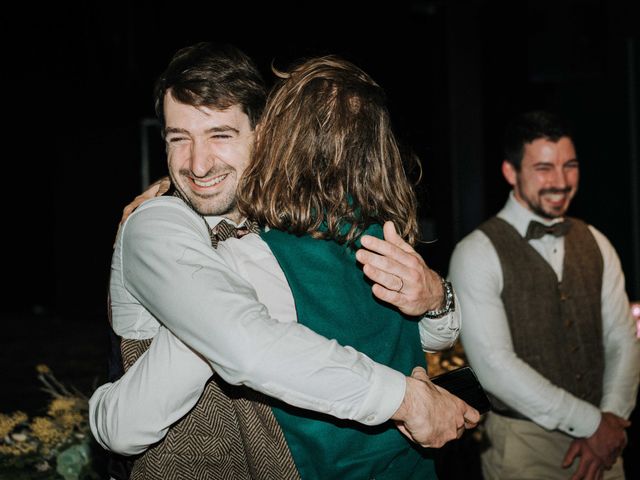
[419,307,461,352]
[353,363,406,425]
[558,399,601,437]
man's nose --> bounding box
[190,139,213,177]
[551,166,568,189]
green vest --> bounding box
[261,224,436,480]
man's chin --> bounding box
[183,194,219,213]
[545,201,571,218]
[530,203,565,220]
[192,203,237,219]
[192,205,222,216]
[541,208,567,220]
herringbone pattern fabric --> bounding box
[211,219,261,248]
[121,337,299,480]
[116,194,297,478]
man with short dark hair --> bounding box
[449,110,640,479]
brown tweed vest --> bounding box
[119,211,299,479]
[121,338,299,480]
[479,216,604,415]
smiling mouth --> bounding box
[545,193,566,202]
[540,187,572,204]
[191,174,228,188]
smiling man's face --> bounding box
[164,91,254,223]
[503,136,579,219]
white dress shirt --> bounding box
[90,196,460,454]
[449,192,640,438]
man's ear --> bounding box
[502,160,517,187]
[253,120,263,141]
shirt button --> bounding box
[568,427,574,432]
[366,415,375,423]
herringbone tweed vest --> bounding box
[121,338,299,480]
[479,216,604,414]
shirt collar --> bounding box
[497,191,566,238]
[203,216,246,229]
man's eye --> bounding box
[167,137,187,143]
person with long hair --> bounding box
[231,55,478,479]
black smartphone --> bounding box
[431,366,492,414]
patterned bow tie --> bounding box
[210,219,260,248]
[170,189,260,248]
[524,219,571,240]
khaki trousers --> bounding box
[481,412,625,480]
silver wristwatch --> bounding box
[423,276,456,319]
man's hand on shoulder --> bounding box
[391,366,480,448]
[356,221,445,316]
[121,176,171,225]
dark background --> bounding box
[1,0,638,478]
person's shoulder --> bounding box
[218,233,271,263]
[121,196,206,241]
[216,234,277,284]
[449,225,498,273]
[567,216,614,248]
[582,221,607,241]
[579,221,621,260]
[453,227,494,256]
[126,197,200,225]
[133,195,190,215]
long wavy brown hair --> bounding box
[237,55,420,246]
